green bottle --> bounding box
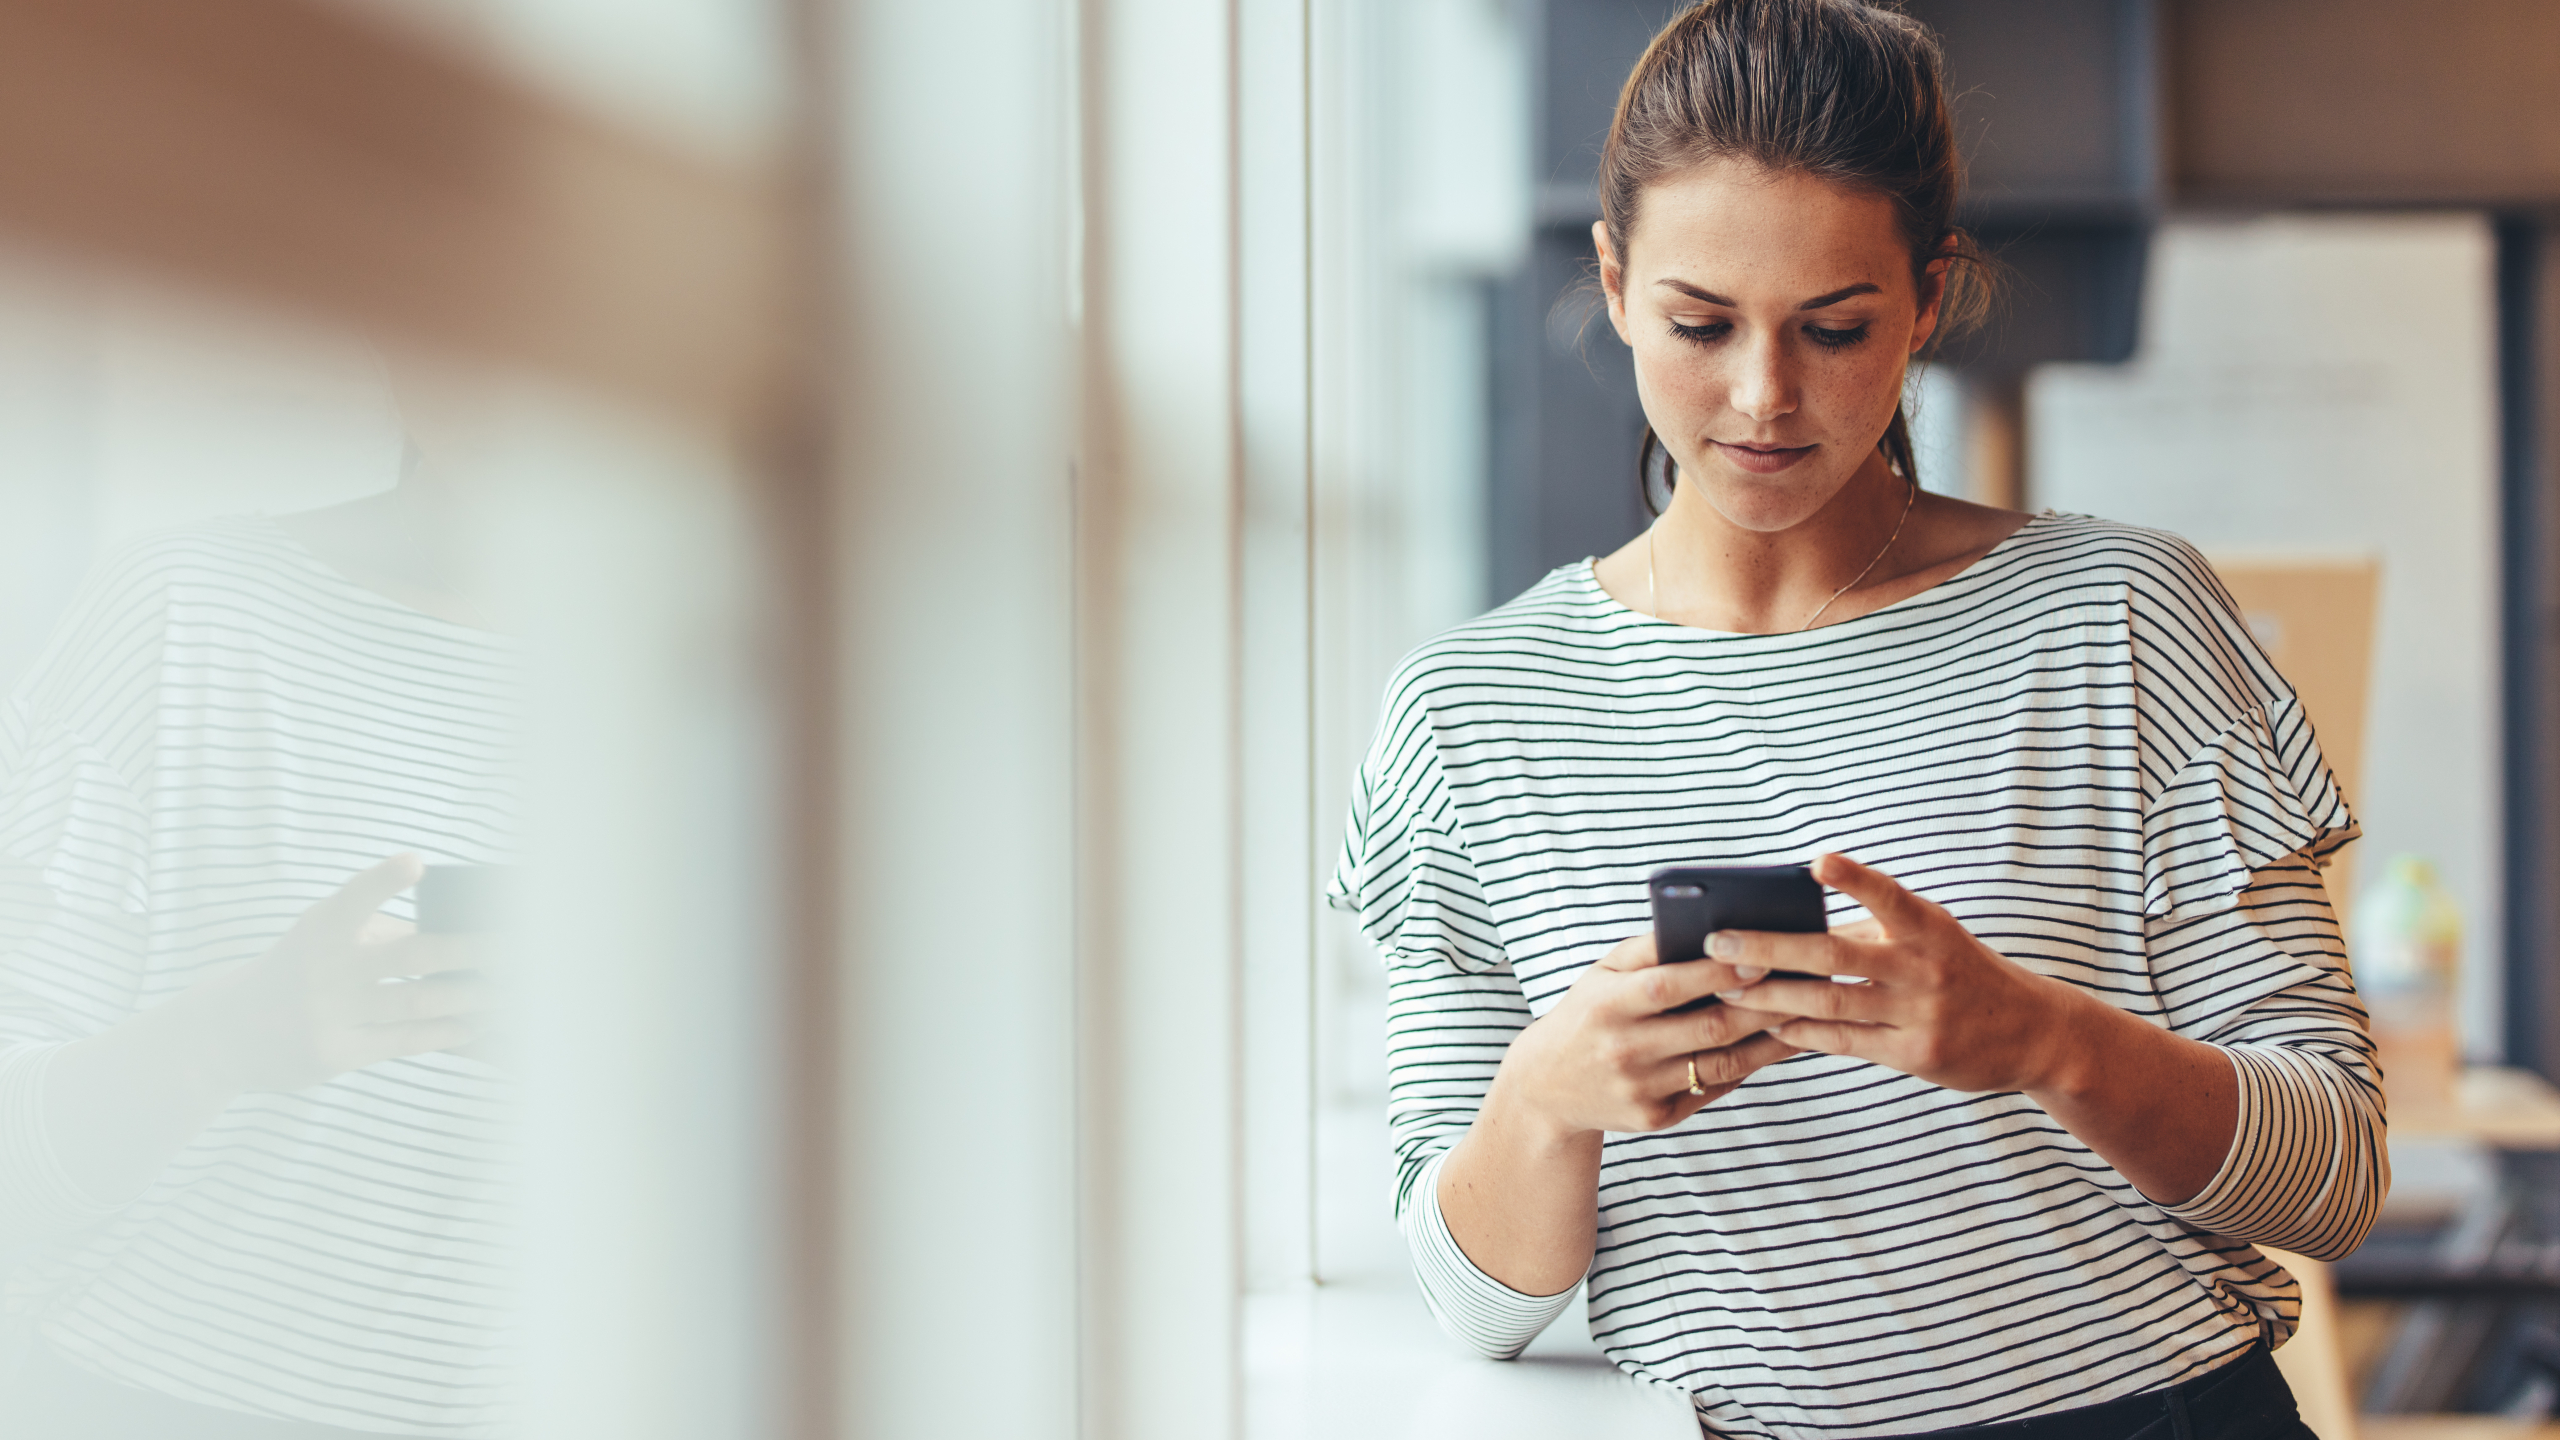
[2350,854,2463,1111]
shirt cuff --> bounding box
[0,1043,121,1235]
[2156,1043,2356,1252]
[1399,1148,1581,1360]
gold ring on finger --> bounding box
[1687,1055,1705,1096]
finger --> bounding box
[1771,1017,1895,1064]
[1705,928,1880,980]
[1702,1001,1814,1039]
[1616,956,1762,1017]
[1717,976,1887,1024]
[359,973,494,1025]
[352,1017,481,1068]
[297,855,426,939]
[1592,930,1660,972]
[1659,996,1790,1052]
[1808,853,1936,935]
[1836,918,1886,943]
[358,914,418,945]
[1662,1031,1799,1094]
[360,933,491,981]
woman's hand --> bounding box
[1493,930,1800,1140]
[45,855,496,1206]
[1711,852,2237,1204]
[1706,853,2088,1094]
[165,854,492,1096]
[1438,929,1800,1296]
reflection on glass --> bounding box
[0,386,523,1436]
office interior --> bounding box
[0,2,2554,1439]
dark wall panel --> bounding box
[2500,220,2560,1083]
[1487,237,1651,606]
[1489,0,1683,607]
[1917,0,2153,214]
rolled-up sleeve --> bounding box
[1328,661,1577,1359]
[2150,854,2387,1261]
[1399,1149,1578,1359]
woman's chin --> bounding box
[1694,472,1848,535]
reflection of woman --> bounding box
[1330,5,2381,1437]
[0,473,515,1437]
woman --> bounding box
[0,442,516,1437]
[1328,3,2383,1437]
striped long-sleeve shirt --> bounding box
[0,517,517,1435]
[1327,513,2385,1440]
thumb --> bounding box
[298,854,425,938]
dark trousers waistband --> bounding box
[1888,1343,2309,1440]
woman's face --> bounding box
[1599,160,1944,533]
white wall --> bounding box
[1307,0,1531,1270]
[830,3,1078,1438]
[2033,213,2503,1053]
[1906,362,1967,497]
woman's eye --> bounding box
[1669,319,1730,346]
[1806,323,1871,349]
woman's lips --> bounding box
[1712,439,1817,475]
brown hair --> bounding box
[1603,0,1992,511]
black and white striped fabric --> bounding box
[0,517,517,1435]
[1328,513,2385,1440]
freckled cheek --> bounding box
[1630,343,1735,426]
[1808,350,1909,432]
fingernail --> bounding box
[1735,965,1767,982]
[1707,933,1739,958]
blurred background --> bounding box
[0,3,2552,1440]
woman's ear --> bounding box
[1908,256,1952,355]
[1593,221,1635,345]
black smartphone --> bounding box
[417,864,515,934]
[1649,864,1827,996]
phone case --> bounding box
[417,863,514,934]
[1649,863,1827,963]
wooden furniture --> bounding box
[2392,1067,2560,1151]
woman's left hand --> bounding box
[1710,852,2094,1095]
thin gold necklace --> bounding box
[1648,475,1919,632]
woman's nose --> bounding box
[1728,332,1799,424]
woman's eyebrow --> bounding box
[1799,282,1881,310]
[1651,279,1883,309]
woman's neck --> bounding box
[276,478,510,632]
[1594,451,2029,635]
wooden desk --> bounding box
[2388,1067,2560,1150]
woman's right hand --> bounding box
[1437,931,1802,1296]
[45,855,493,1206]
[1492,930,1800,1139]
[166,854,491,1097]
